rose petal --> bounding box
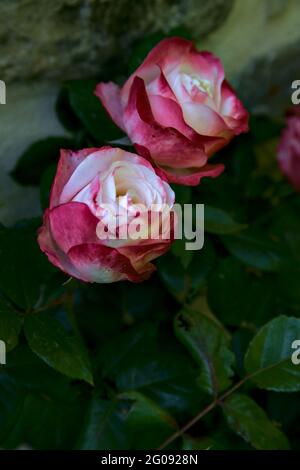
[67,243,145,283]
[50,148,99,208]
[38,209,86,280]
[156,162,225,186]
[181,101,229,137]
[95,81,126,131]
[59,147,152,204]
[220,81,249,134]
[49,202,99,253]
[125,77,208,170]
[122,37,192,103]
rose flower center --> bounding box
[182,74,213,98]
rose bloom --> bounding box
[277,107,300,192]
[38,147,175,283]
[96,37,249,185]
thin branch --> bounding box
[158,375,250,450]
[31,296,66,315]
[157,401,216,450]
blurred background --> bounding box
[1,0,300,223]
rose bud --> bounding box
[38,147,175,283]
[277,107,300,192]
[96,37,249,186]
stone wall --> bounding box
[200,0,300,113]
[0,0,233,82]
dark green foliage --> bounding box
[1,36,300,450]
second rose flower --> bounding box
[96,37,249,186]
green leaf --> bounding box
[122,282,164,321]
[15,388,87,450]
[1,357,88,450]
[78,394,130,450]
[101,323,195,391]
[0,222,55,310]
[171,238,194,269]
[244,316,300,391]
[79,391,177,451]
[183,432,251,450]
[183,428,255,450]
[0,372,26,444]
[156,251,186,302]
[122,391,177,450]
[175,309,235,395]
[268,200,300,264]
[207,257,274,327]
[0,299,22,351]
[182,436,214,450]
[172,185,192,205]
[188,239,216,296]
[222,227,283,272]
[99,323,204,416]
[40,164,56,210]
[55,87,82,132]
[11,137,73,186]
[267,392,300,433]
[229,135,255,187]
[249,115,284,144]
[224,394,290,450]
[5,344,82,399]
[24,312,93,385]
[75,283,124,346]
[195,173,245,221]
[66,80,122,143]
[232,328,254,377]
[205,206,246,234]
[275,264,300,316]
[3,346,95,448]
[158,240,215,301]
[143,375,206,418]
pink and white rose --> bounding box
[96,37,249,186]
[38,146,175,283]
[277,107,300,192]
